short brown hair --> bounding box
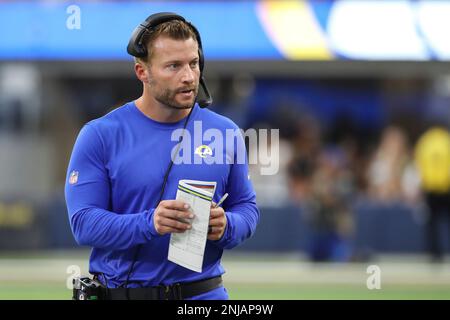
[135,19,198,64]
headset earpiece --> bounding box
[127,24,149,58]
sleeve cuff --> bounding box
[145,209,161,238]
[213,211,232,247]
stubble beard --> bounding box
[155,86,198,110]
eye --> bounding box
[190,60,199,68]
[168,63,179,70]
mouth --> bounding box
[177,88,195,98]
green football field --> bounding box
[1,251,449,300]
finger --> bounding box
[208,218,225,227]
[210,201,217,208]
[207,230,223,240]
[159,208,194,220]
[208,226,220,235]
[159,226,188,234]
[209,209,224,218]
[159,217,192,231]
[155,221,188,235]
[160,200,190,211]
[208,224,225,233]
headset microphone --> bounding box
[198,76,213,108]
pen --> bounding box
[209,193,229,234]
[214,193,229,208]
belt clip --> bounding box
[173,283,182,300]
[163,285,170,300]
[160,283,182,300]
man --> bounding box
[414,124,450,262]
[65,13,259,299]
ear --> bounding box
[135,62,149,84]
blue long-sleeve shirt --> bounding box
[65,101,259,288]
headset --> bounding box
[127,12,213,108]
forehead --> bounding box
[151,36,199,62]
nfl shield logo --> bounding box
[69,171,79,185]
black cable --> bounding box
[101,273,109,299]
[123,106,194,299]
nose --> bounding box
[181,65,195,84]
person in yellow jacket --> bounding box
[414,125,450,262]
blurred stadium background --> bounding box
[1,0,450,299]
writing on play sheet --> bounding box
[177,304,274,317]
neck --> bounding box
[135,89,192,123]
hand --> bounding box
[208,202,227,241]
[153,200,193,236]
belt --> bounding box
[103,276,223,300]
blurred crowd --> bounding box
[248,105,450,263]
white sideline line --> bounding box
[1,258,450,285]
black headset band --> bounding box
[128,12,203,66]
